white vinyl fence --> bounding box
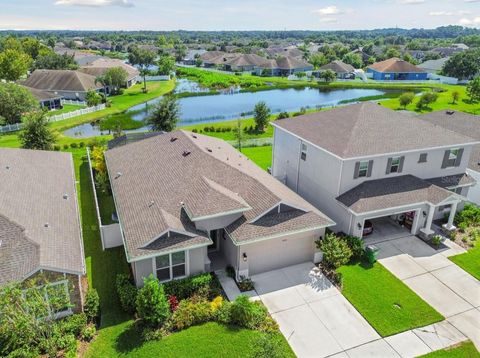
[61,99,87,106]
[144,75,171,81]
[0,104,106,134]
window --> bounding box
[358,161,369,177]
[442,148,464,168]
[300,143,307,161]
[448,149,459,165]
[419,153,428,163]
[389,156,401,173]
[155,251,187,282]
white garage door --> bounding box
[246,233,315,275]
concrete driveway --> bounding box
[377,236,480,348]
[251,262,380,358]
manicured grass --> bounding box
[97,190,117,225]
[337,261,444,337]
[449,243,480,280]
[242,146,273,171]
[418,341,480,357]
[380,84,480,115]
[47,104,85,117]
[85,321,294,358]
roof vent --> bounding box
[5,165,9,170]
[446,110,455,115]
[192,134,197,139]
[170,137,178,142]
[148,200,155,208]
[206,147,212,152]
[115,172,122,179]
[182,150,191,157]
[44,223,50,228]
[63,193,69,200]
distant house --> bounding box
[421,110,480,205]
[319,60,356,79]
[432,44,467,58]
[104,131,334,286]
[418,57,449,74]
[182,50,207,65]
[53,47,103,67]
[273,56,313,76]
[21,69,103,101]
[367,58,427,81]
[22,85,63,110]
[0,148,86,318]
[79,58,140,88]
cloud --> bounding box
[464,0,480,2]
[318,18,338,23]
[429,11,454,16]
[459,17,480,25]
[54,0,134,7]
[315,6,341,15]
[399,0,425,4]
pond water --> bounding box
[64,86,386,138]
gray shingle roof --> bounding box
[21,69,101,93]
[79,58,139,80]
[105,131,333,260]
[0,148,85,283]
[337,175,457,214]
[273,102,477,159]
[420,110,480,172]
[319,60,355,73]
[426,173,476,189]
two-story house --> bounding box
[271,103,478,241]
[105,130,334,286]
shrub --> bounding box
[142,326,169,341]
[210,296,223,311]
[458,222,468,233]
[250,333,287,358]
[81,325,96,342]
[84,288,100,322]
[163,273,213,301]
[63,144,69,150]
[192,128,198,133]
[431,235,442,247]
[343,235,364,260]
[230,295,269,330]
[59,313,87,337]
[53,145,61,151]
[70,142,78,148]
[237,276,255,291]
[169,299,213,331]
[316,233,352,269]
[79,142,85,148]
[276,111,290,120]
[115,274,138,314]
[168,295,179,312]
[213,300,232,325]
[136,275,170,327]
[455,203,480,227]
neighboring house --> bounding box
[181,49,207,65]
[421,110,480,205]
[21,69,103,101]
[367,58,428,81]
[22,85,63,110]
[273,56,313,76]
[53,47,103,66]
[418,57,449,74]
[104,131,333,287]
[271,102,478,241]
[0,148,86,318]
[432,45,467,58]
[79,58,140,87]
[319,60,356,79]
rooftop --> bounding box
[21,69,101,93]
[319,60,355,73]
[105,131,333,261]
[368,57,425,73]
[0,149,85,285]
[273,102,477,159]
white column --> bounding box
[443,202,458,231]
[420,204,435,237]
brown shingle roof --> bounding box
[273,102,477,159]
[337,175,457,214]
[368,57,425,73]
[420,110,480,172]
[79,58,139,80]
[105,131,333,260]
[319,60,355,73]
[275,56,312,70]
[21,86,63,101]
[22,69,101,93]
[0,149,85,282]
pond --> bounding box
[64,86,387,138]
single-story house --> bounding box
[79,58,140,88]
[0,148,86,318]
[21,69,103,101]
[22,85,64,110]
[181,50,207,65]
[319,60,356,79]
[273,56,313,76]
[105,131,334,287]
[421,110,480,205]
[367,58,428,81]
[418,57,450,74]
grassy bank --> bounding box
[418,341,480,357]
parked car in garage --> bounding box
[363,220,373,236]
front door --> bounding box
[208,230,219,252]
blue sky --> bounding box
[1,0,479,30]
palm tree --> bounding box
[95,75,109,101]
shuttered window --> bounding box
[354,160,373,179]
[442,148,464,168]
[386,156,405,174]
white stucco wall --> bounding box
[194,212,243,232]
[189,246,207,275]
[466,169,480,205]
[221,231,238,269]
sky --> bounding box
[0,0,479,31]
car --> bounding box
[363,220,373,236]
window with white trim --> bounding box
[358,160,369,177]
[155,251,187,282]
[389,156,401,173]
[447,148,459,167]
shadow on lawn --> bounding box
[115,320,144,353]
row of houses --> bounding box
[198,51,314,76]
[1,102,478,313]
[20,58,140,108]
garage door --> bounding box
[246,233,315,275]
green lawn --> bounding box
[47,104,85,117]
[337,261,444,337]
[85,321,294,358]
[242,146,273,171]
[418,341,480,358]
[449,243,480,280]
[97,189,117,225]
